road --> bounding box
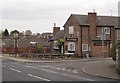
[2,57,118,82]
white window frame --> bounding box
[68,42,75,51]
[117,30,120,40]
[82,44,88,51]
[69,26,74,34]
[54,41,59,49]
[104,27,110,34]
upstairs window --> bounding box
[104,27,110,34]
[69,26,74,34]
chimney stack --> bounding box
[88,12,97,37]
[53,23,60,35]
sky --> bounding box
[0,0,120,33]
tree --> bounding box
[3,29,9,37]
[110,43,120,61]
[56,39,64,54]
[36,44,44,54]
[10,30,19,37]
[25,30,32,36]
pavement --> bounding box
[2,54,119,80]
[81,62,119,80]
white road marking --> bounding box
[2,65,6,68]
[9,68,21,73]
[56,68,61,70]
[24,65,94,81]
[41,68,94,81]
[41,66,46,67]
[72,70,78,73]
[61,68,66,71]
[67,69,70,72]
[27,74,51,81]
[50,66,55,69]
[45,65,55,69]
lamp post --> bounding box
[101,27,106,58]
[12,30,19,57]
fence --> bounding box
[9,53,80,60]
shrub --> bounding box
[110,43,120,61]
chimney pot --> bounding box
[53,24,60,35]
[54,23,56,27]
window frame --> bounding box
[69,26,74,34]
[54,41,59,49]
[104,27,110,34]
[82,44,88,51]
[68,42,75,51]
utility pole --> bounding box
[101,27,106,58]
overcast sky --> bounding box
[0,0,119,33]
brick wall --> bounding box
[88,12,97,37]
[91,42,110,57]
[53,27,60,35]
[64,15,81,55]
[64,13,117,57]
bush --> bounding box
[36,45,44,54]
[110,43,120,61]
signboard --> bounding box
[66,38,78,42]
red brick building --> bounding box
[2,35,50,54]
[64,12,119,57]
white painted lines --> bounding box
[50,66,55,69]
[2,65,6,68]
[40,68,94,81]
[41,66,46,67]
[67,69,70,72]
[61,68,66,71]
[27,64,79,74]
[47,65,55,69]
[27,74,51,81]
[9,68,22,73]
[56,68,61,70]
[72,70,78,73]
[46,66,78,74]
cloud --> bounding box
[1,0,119,33]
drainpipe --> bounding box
[80,26,82,57]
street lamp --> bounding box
[12,30,19,57]
[101,27,106,58]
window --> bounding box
[69,26,74,34]
[104,27,110,34]
[54,41,59,49]
[82,44,88,51]
[117,30,120,40]
[68,42,75,51]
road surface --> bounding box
[2,57,118,82]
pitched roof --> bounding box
[52,30,64,40]
[2,36,49,47]
[72,14,119,28]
